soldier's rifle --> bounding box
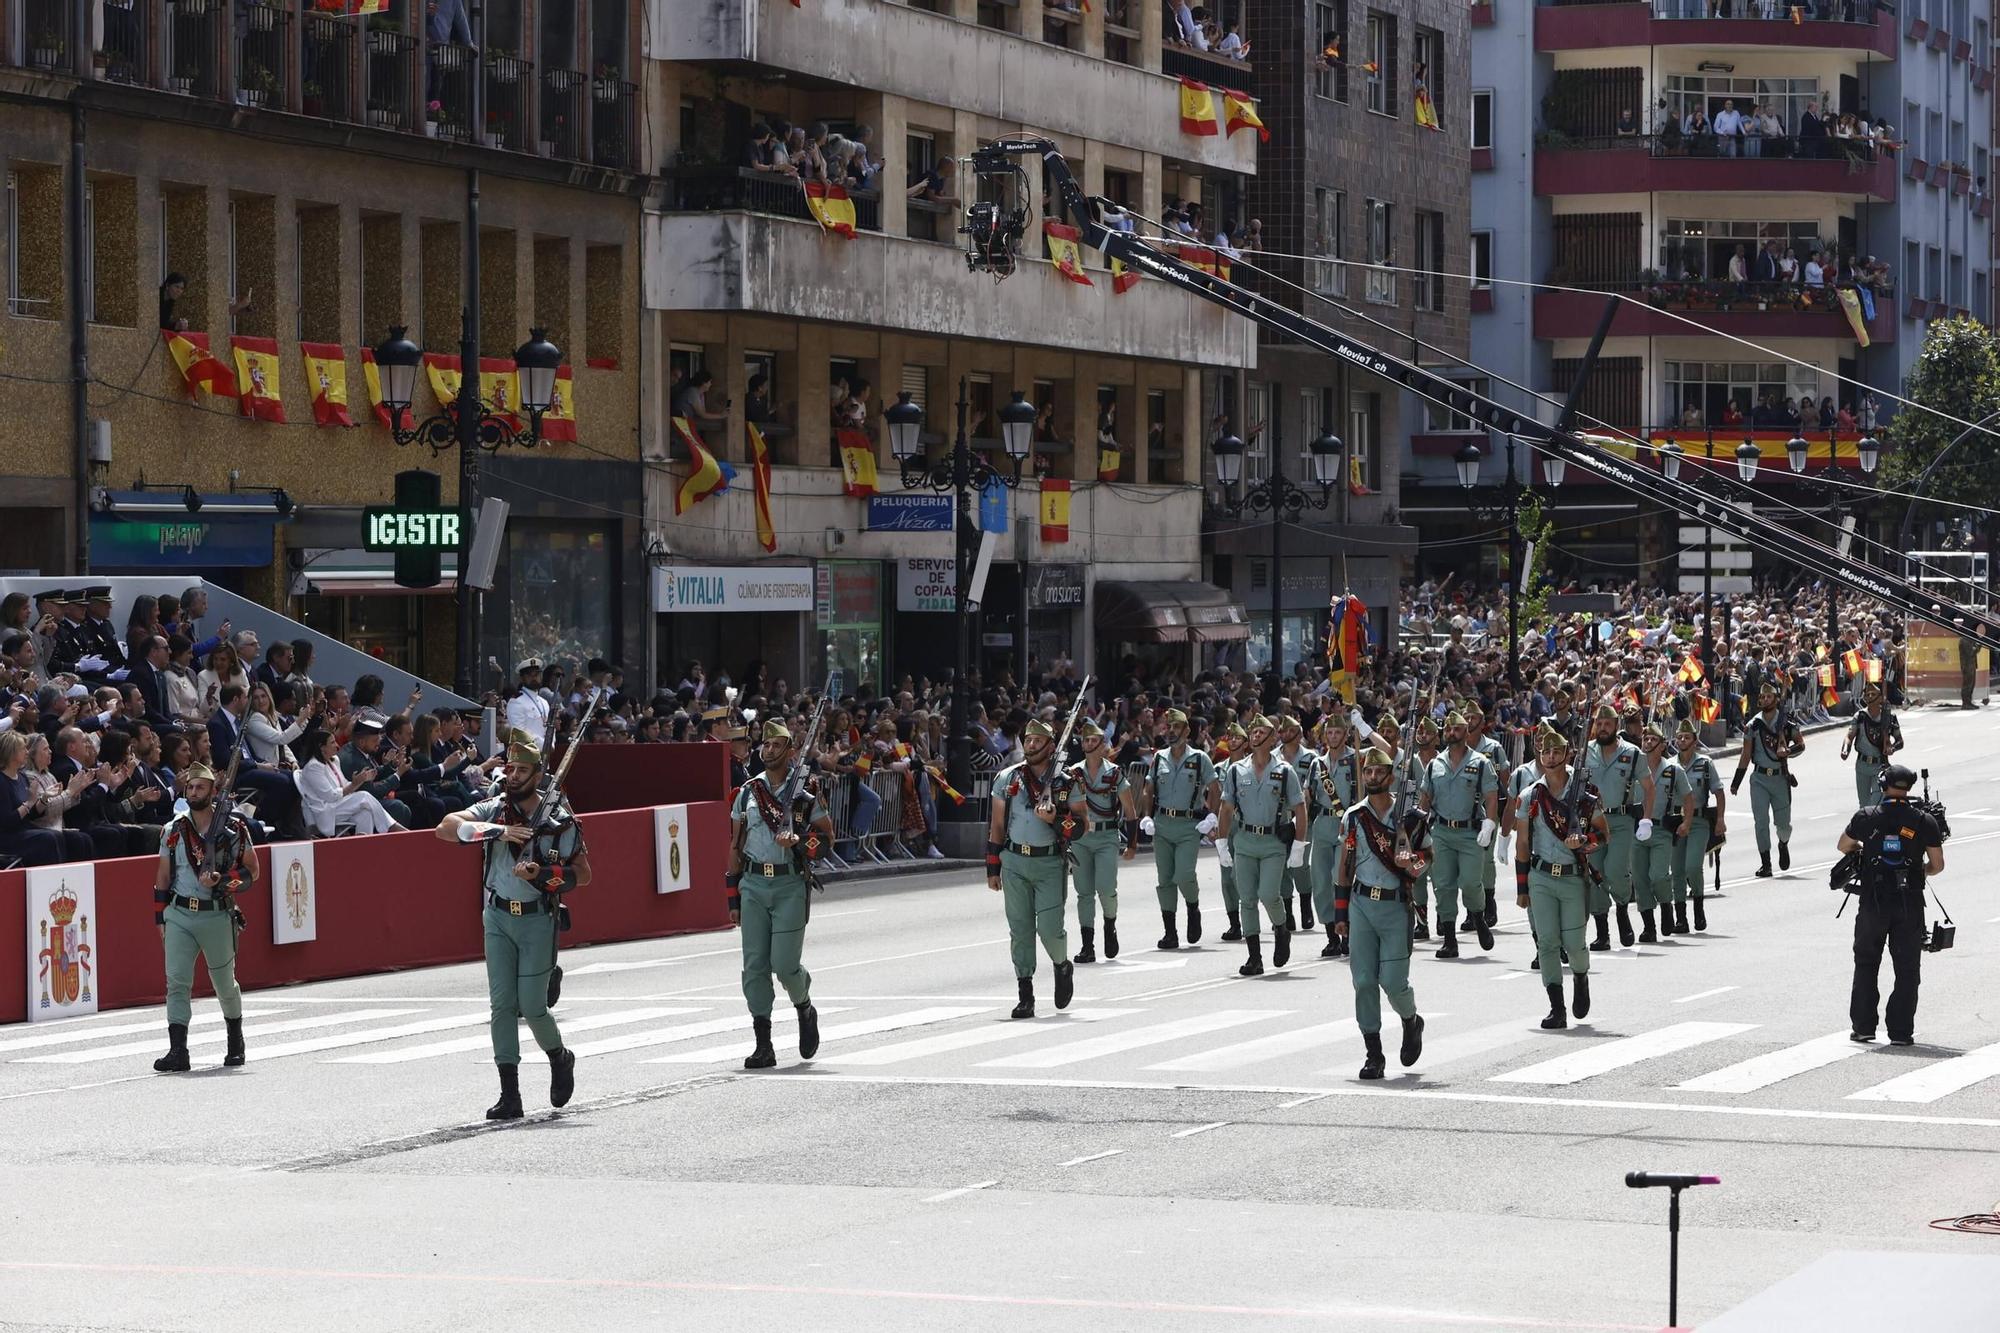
[1045,675,1093,827]
[1560,714,1605,888]
[1387,649,1444,899]
[528,686,601,1008]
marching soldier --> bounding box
[1842,682,1903,807]
[1333,746,1425,1079]
[1216,715,1307,977]
[437,734,589,1121]
[986,720,1074,1018]
[1732,681,1803,877]
[1213,722,1245,940]
[1405,717,1441,941]
[725,722,835,1068]
[1635,724,1696,942]
[1277,714,1318,932]
[150,763,256,1072]
[1418,711,1498,959]
[1309,714,1358,957]
[1514,723,1608,1030]
[1142,708,1217,949]
[1465,706,1510,932]
[1671,719,1725,933]
[1583,703,1651,950]
[1066,718,1137,963]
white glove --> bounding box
[455,820,509,844]
[76,655,108,673]
[1477,818,1497,849]
[1348,707,1375,741]
[1216,841,1234,868]
[1496,832,1512,862]
[1636,818,1654,843]
[1196,812,1219,836]
[1140,815,1155,836]
[1286,841,1306,868]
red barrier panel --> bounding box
[0,802,731,1026]
[561,743,731,814]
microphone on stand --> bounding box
[1626,1173,1720,1189]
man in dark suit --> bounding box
[130,635,176,730]
[252,641,293,692]
[207,685,306,840]
[1752,242,1780,286]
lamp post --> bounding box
[1213,428,1342,701]
[884,386,1033,800]
[1774,431,1880,647]
[1454,433,1561,692]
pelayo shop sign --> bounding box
[652,565,815,614]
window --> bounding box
[1926,245,1943,302]
[1471,90,1493,150]
[1312,187,1346,297]
[1663,75,1819,140]
[1146,388,1171,483]
[1950,253,1965,310]
[4,173,19,317]
[1415,209,1445,312]
[1470,230,1493,289]
[1950,119,1967,167]
[1425,377,1491,432]
[1347,389,1380,491]
[1365,198,1395,305]
[1415,26,1442,115]
[1244,381,1271,484]
[1662,359,1821,428]
[1314,1,1347,102]
[1658,218,1822,279]
[1365,11,1396,116]
[510,520,614,671]
[1927,110,1944,163]
[1975,271,1989,324]
[1902,242,1919,309]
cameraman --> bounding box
[1836,764,1944,1047]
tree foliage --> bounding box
[1882,316,2000,540]
[1515,492,1557,628]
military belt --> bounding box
[1610,805,1643,819]
[485,890,548,915]
[1006,841,1059,857]
[1350,883,1406,902]
[1084,818,1121,832]
[1236,821,1278,835]
[1754,764,1785,777]
[745,861,794,879]
[1156,806,1200,819]
[1530,857,1583,878]
[168,893,222,912]
[1436,817,1476,830]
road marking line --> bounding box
[1488,970,1535,981]
[1273,1092,1331,1109]
[0,1072,157,1103]
[1847,1039,2000,1104]
[1489,1022,1758,1086]
[1380,1019,1544,1073]
[1146,1019,1449,1074]
[1672,986,1739,1004]
[830,1010,1140,1066]
[0,1008,290,1053]
[979,1010,1281,1069]
[330,1008,703,1064]
[1674,1031,1863,1094]
[564,1007,851,1059]
[643,1007,989,1064]
[1057,1149,1125,1167]
[562,947,744,976]
[1171,1121,1230,1138]
[921,1181,998,1204]
[14,1009,424,1064]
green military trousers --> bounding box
[1634,826,1674,912]
[483,903,563,1065]
[1428,825,1489,926]
[1671,818,1713,906]
[1002,848,1069,978]
[1219,860,1238,914]
[1231,830,1289,936]
[1528,866,1591,986]
[1749,771,1792,855]
[1285,841,1311,925]
[1854,760,1884,808]
[163,904,242,1027]
[740,871,812,1018]
[1152,815,1201,911]
[1347,891,1416,1034]
[1589,813,1638,912]
[1307,812,1343,926]
[1070,829,1121,929]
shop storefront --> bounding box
[816,560,883,688]
[1025,564,1084,673]
[654,563,816,692]
[90,492,288,595]
[1093,580,1248,689]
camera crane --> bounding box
[961,137,2000,657]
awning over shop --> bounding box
[292,548,460,597]
[1094,581,1249,644]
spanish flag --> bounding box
[672,416,731,515]
[1694,693,1721,724]
[1111,257,1139,294]
[1044,221,1095,285]
[1865,657,1883,683]
[1222,89,1269,142]
[313,0,389,12]
[299,342,354,427]
[1815,641,1830,662]
[231,336,286,423]
[1179,77,1219,136]
[924,764,965,805]
[1097,445,1120,482]
[1818,663,1837,691]
[1327,593,1374,704]
[538,364,577,443]
[423,352,462,409]
[1183,245,1217,276]
[747,421,777,554]
[1836,287,1872,346]
[803,181,857,238]
[1348,452,1370,496]
[1841,648,1863,676]
[1823,685,1841,706]
[1677,653,1705,684]
[1039,478,1071,543]
[165,330,235,400]
[1362,60,1380,75]
[477,356,522,431]
[1414,88,1442,132]
[359,347,409,431]
[836,427,878,497]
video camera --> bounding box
[961,148,1032,278]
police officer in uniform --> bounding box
[1066,718,1137,963]
[1842,682,1903,807]
[1216,715,1306,977]
[1583,703,1651,950]
[1671,718,1725,934]
[1334,747,1425,1079]
[1309,714,1358,957]
[1465,706,1510,932]
[1277,715,1318,932]
[48,589,91,677]
[1635,723,1695,942]
[1838,764,1944,1045]
[438,735,589,1121]
[1418,711,1498,959]
[1142,708,1216,950]
[150,763,255,1072]
[69,587,127,683]
[726,721,835,1068]
[1515,723,1608,1030]
[987,720,1074,1018]
[1732,682,1803,877]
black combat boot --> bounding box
[1460,910,1480,933]
[1283,892,1297,933]
[744,1016,777,1069]
[1412,906,1431,942]
[1692,896,1707,932]
[486,1064,524,1120]
[1054,961,1075,1010]
[1473,912,1495,952]
[1638,909,1659,944]
[1616,904,1636,948]
[1589,912,1612,952]
[797,1003,821,1059]
[1778,841,1791,871]
[1103,917,1120,959]
[1483,896,1499,929]
[1400,1013,1426,1067]
[1673,902,1691,935]
[1186,901,1203,944]
[1219,908,1243,942]
[1011,977,1035,1019]
[1540,983,1569,1030]
[1239,935,1265,977]
[1272,924,1292,968]
[1074,927,1098,964]
[152,1023,190,1073]
[1321,924,1342,958]
[548,1047,576,1107]
[1572,972,1591,1020]
[1755,854,1773,878]
[1359,1032,1386,1080]
[1434,925,1460,960]
[1157,909,1180,951]
[1298,895,1315,931]
[222,1017,246,1067]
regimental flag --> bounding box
[1677,653,1705,684]
[165,330,235,400]
[836,427,878,497]
[1097,445,1121,482]
[1040,478,1071,543]
[231,336,286,423]
[1179,77,1219,136]
[299,342,354,427]
[1694,692,1721,724]
[359,347,409,431]
[1837,287,1872,346]
[1111,257,1139,294]
[539,364,577,443]
[1414,88,1442,132]
[1348,453,1370,496]
[1044,221,1095,285]
[423,352,462,410]
[477,357,522,431]
[672,416,731,515]
[1221,89,1269,142]
[1327,593,1375,705]
[803,182,857,238]
[747,421,777,554]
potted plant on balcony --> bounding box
[425,99,441,136]
[483,109,508,149]
[31,29,63,69]
[241,63,275,108]
[302,80,324,116]
[592,63,619,102]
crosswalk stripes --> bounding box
[16,1009,425,1064]
[830,1009,1143,1067]
[1488,1022,1758,1086]
[1846,1040,2000,1104]
[1365,1018,1543,1073]
[565,1007,851,1060]
[333,1008,706,1064]
[0,1008,290,1054]
[1145,1021,1354,1073]
[978,1010,1282,1070]
[643,1006,990,1064]
[1674,1031,1864,1094]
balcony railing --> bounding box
[542,68,586,159]
[591,78,639,170]
[430,41,475,142]
[660,164,884,234]
[1648,0,1878,21]
[907,197,955,243]
[484,53,533,151]
[166,0,222,101]
[23,0,74,72]
[1541,131,1880,163]
[235,1,291,109]
[364,26,417,131]
[100,0,144,84]
[1161,46,1252,87]
[301,12,355,121]
[1563,275,1893,309]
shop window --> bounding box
[509,521,615,669]
[816,560,883,690]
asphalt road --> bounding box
[5,706,2000,1333]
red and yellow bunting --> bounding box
[477,356,522,430]
[299,342,354,427]
[165,330,235,400]
[1179,77,1219,136]
[231,336,286,423]
[539,364,577,442]
[359,347,407,431]
[1044,221,1095,285]
[1415,88,1442,132]
[1039,479,1071,543]
[1837,287,1872,346]
[803,181,857,238]
[1111,257,1139,294]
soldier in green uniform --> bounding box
[1066,718,1138,963]
[1403,717,1440,941]
[1277,714,1318,933]
[437,735,589,1120]
[986,720,1074,1018]
[1211,722,1244,940]
[1635,724,1696,942]
[1842,682,1903,808]
[1333,746,1425,1079]
[1418,711,1499,959]
[1142,708,1217,949]
[1731,682,1803,877]
[1309,714,1358,957]
[1501,731,1544,961]
[724,722,836,1069]
[1465,706,1510,932]
[1216,715,1307,976]
[1670,719,1725,934]
[1583,703,1651,950]
[150,764,256,1072]
[1514,724,1608,1030]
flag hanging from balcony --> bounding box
[358,348,409,431]
[1179,78,1219,136]
[803,182,857,238]
[1044,221,1095,285]
[539,364,577,443]
[423,352,462,409]
[1111,257,1139,294]
[477,357,523,431]
[1039,479,1071,543]
[1836,287,1872,346]
[836,427,878,497]
[231,337,286,423]
[165,330,234,400]
[1221,89,1269,142]
[1183,245,1216,276]
[672,417,731,515]
[1348,452,1370,496]
[299,342,354,428]
[748,422,778,554]
[1097,445,1120,482]
[1414,86,1442,132]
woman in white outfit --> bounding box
[297,727,402,836]
[244,681,312,767]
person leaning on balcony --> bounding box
[673,370,729,434]
[746,123,787,174]
[1753,241,1780,286]
[1616,108,1638,137]
[1682,106,1711,154]
[1742,102,1765,157]
[1713,101,1743,157]
[908,156,959,206]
